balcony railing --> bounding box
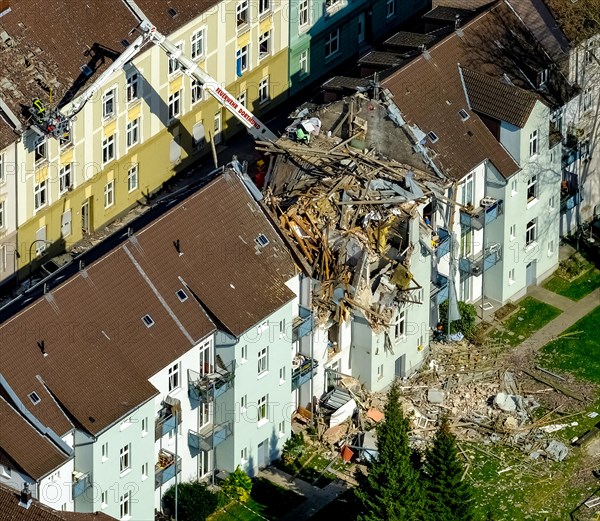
[459,245,502,276]
[292,305,314,343]
[155,397,182,440]
[430,273,449,305]
[188,422,233,451]
[291,356,318,391]
[72,471,91,499]
[188,362,235,403]
[155,449,181,489]
[435,228,451,258]
[460,199,503,231]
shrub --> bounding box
[282,431,305,465]
[439,301,478,340]
[556,254,587,279]
[163,481,222,521]
[222,466,253,503]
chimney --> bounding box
[18,484,32,509]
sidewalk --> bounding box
[258,467,351,521]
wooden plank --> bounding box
[523,369,586,402]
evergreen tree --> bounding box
[423,417,476,521]
[355,382,426,521]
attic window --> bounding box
[176,289,188,302]
[458,109,470,121]
[80,64,93,77]
[121,39,130,48]
[427,131,439,143]
[28,392,41,405]
[537,69,549,87]
[168,7,178,17]
[255,233,270,248]
[142,314,155,328]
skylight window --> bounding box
[142,314,155,328]
[168,7,178,17]
[427,131,439,143]
[176,289,188,302]
[255,233,270,248]
[28,392,41,405]
[459,109,470,121]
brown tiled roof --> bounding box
[432,0,496,9]
[358,51,405,67]
[384,32,437,49]
[127,173,297,337]
[0,172,294,442]
[381,5,524,180]
[322,76,372,91]
[461,68,538,127]
[423,5,478,22]
[132,0,222,35]
[0,398,69,480]
[0,484,111,521]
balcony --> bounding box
[155,449,181,489]
[292,305,314,343]
[434,228,450,258]
[72,471,91,499]
[188,361,235,403]
[430,273,449,305]
[291,355,318,391]
[188,422,233,451]
[459,245,502,276]
[155,397,182,441]
[460,198,503,231]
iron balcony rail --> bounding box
[188,363,235,403]
[188,421,233,451]
[155,449,181,489]
[459,246,502,276]
[291,357,318,391]
[72,471,91,499]
[292,305,314,343]
[460,199,503,231]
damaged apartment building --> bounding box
[258,0,578,412]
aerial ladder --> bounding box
[29,1,277,142]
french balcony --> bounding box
[188,362,235,403]
[72,471,91,499]
[188,422,233,451]
[292,305,314,343]
[155,449,181,489]
[155,397,182,440]
[430,273,449,305]
[459,245,502,276]
[460,199,503,231]
[291,355,318,391]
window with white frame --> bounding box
[142,462,148,480]
[240,394,247,413]
[241,447,248,463]
[127,164,138,192]
[509,224,516,241]
[386,0,395,17]
[257,395,268,422]
[126,73,139,103]
[0,201,3,229]
[259,31,271,60]
[325,29,340,58]
[0,154,3,182]
[259,0,270,15]
[511,178,518,195]
[278,421,285,436]
[101,491,108,509]
[34,138,47,164]
[104,180,115,209]
[299,0,309,27]
[529,129,538,157]
[259,77,270,104]
[508,268,515,285]
[59,127,72,149]
[126,117,140,148]
[169,43,183,75]
[377,364,384,379]
[583,86,594,112]
[59,164,71,194]
[0,245,6,272]
[279,366,286,383]
[168,90,181,121]
[549,195,556,210]
[102,88,116,119]
[34,180,47,211]
[191,80,203,104]
[141,417,148,436]
[241,344,248,362]
[236,45,249,76]
[548,239,555,256]
[35,227,46,256]
[325,0,340,9]
[527,175,538,202]
[119,491,131,519]
[168,363,180,391]
[191,28,206,60]
[394,309,406,340]
[119,444,130,474]
[461,173,474,205]
[236,0,249,27]
[258,347,268,374]
[299,49,309,76]
[526,218,537,246]
[101,442,108,461]
[238,90,247,108]
[102,134,116,164]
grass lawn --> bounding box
[538,306,600,384]
[210,478,305,521]
[543,268,600,301]
[275,449,342,488]
[491,297,562,347]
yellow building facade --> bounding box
[15,0,289,272]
